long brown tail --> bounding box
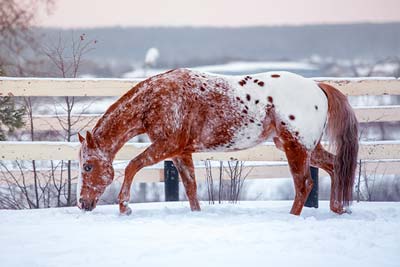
[318,83,359,207]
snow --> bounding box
[192,61,318,73]
[313,76,398,81]
[122,68,168,79]
[121,61,319,78]
[0,201,399,267]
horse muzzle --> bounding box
[78,197,97,211]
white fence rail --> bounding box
[1,77,400,96]
[1,141,399,161]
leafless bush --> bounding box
[205,160,215,204]
[224,161,251,203]
[355,160,395,202]
[0,159,81,209]
[204,160,251,204]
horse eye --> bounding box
[83,164,93,172]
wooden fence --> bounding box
[0,76,400,182]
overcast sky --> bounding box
[37,0,400,28]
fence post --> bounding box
[304,167,319,208]
[164,160,179,201]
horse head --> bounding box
[77,131,114,211]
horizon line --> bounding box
[34,20,400,30]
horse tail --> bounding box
[318,82,359,207]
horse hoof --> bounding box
[344,208,352,214]
[120,206,132,216]
[119,201,132,215]
[124,208,132,216]
[330,206,348,215]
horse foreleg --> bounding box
[311,143,345,214]
[172,154,201,211]
[118,140,181,215]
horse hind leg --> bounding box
[311,143,346,214]
[172,154,201,211]
[279,135,313,215]
[118,139,182,215]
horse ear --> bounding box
[78,132,85,143]
[85,131,97,148]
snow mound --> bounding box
[0,201,399,267]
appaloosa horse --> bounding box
[77,69,358,215]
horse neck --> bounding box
[92,95,141,160]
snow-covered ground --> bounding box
[0,201,399,267]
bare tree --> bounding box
[0,0,54,209]
[23,97,41,207]
[0,32,97,209]
[0,0,55,76]
[42,33,96,206]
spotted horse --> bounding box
[77,69,359,216]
